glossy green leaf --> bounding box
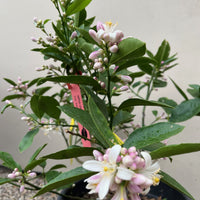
[41,47,71,64]
[138,63,153,75]
[88,97,118,146]
[129,72,145,79]
[28,144,47,164]
[170,78,188,100]
[124,122,184,149]
[0,152,21,171]
[158,97,177,114]
[153,79,167,88]
[169,98,200,122]
[82,86,108,119]
[38,96,61,119]
[49,164,67,171]
[0,178,13,185]
[2,94,25,101]
[3,78,17,86]
[74,9,87,27]
[110,37,146,64]
[45,171,61,183]
[28,77,42,88]
[187,84,200,98]
[78,38,94,56]
[30,95,44,119]
[112,110,134,126]
[160,171,194,200]
[59,105,108,148]
[42,146,97,160]
[24,158,46,172]
[118,98,173,110]
[154,40,170,64]
[66,0,92,16]
[52,23,67,45]
[34,167,95,197]
[1,104,12,114]
[34,86,52,95]
[19,128,40,152]
[37,75,101,90]
[151,143,200,159]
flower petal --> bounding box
[117,166,135,181]
[109,144,121,164]
[98,174,113,199]
[141,151,152,168]
[82,160,103,172]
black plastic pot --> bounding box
[57,180,192,200]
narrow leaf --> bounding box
[34,167,95,196]
[151,143,200,159]
[3,78,17,86]
[19,128,40,152]
[124,122,184,149]
[158,97,177,115]
[118,98,173,110]
[0,178,13,185]
[24,158,46,172]
[2,94,25,101]
[160,171,194,200]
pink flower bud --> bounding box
[132,174,146,185]
[93,62,102,69]
[71,31,77,39]
[89,51,101,60]
[93,150,103,159]
[115,176,122,184]
[100,82,106,88]
[20,185,25,193]
[130,162,137,170]
[103,57,108,63]
[96,21,105,31]
[109,44,118,53]
[89,29,99,43]
[33,17,38,23]
[114,30,124,42]
[128,146,136,153]
[122,155,133,167]
[28,172,37,178]
[103,154,109,161]
[15,172,21,177]
[121,147,128,155]
[5,100,12,105]
[31,37,37,42]
[116,155,122,163]
[118,85,129,92]
[103,33,110,42]
[119,75,132,83]
[8,173,16,179]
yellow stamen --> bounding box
[153,176,160,186]
[104,166,108,172]
[106,21,113,27]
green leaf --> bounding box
[19,128,40,152]
[52,23,67,45]
[37,75,101,90]
[34,167,95,197]
[151,143,200,159]
[0,152,21,171]
[169,98,200,122]
[112,110,134,126]
[82,86,108,119]
[118,98,173,110]
[42,146,97,160]
[28,77,42,88]
[28,144,47,164]
[1,104,12,114]
[124,122,184,149]
[187,84,200,98]
[88,97,118,146]
[66,0,92,16]
[59,105,108,148]
[170,78,188,100]
[158,97,177,114]
[160,171,195,200]
[38,96,61,119]
[138,63,153,75]
[3,78,17,86]
[74,9,87,27]
[49,164,67,171]
[41,47,71,64]
[153,79,167,88]
[154,40,170,64]
[110,37,146,64]
[0,178,13,185]
[129,72,145,79]
[24,158,46,172]
[30,95,44,119]
[45,171,61,183]
[78,38,94,56]
[2,94,25,101]
[34,87,52,95]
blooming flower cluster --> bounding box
[8,168,37,193]
[83,145,161,200]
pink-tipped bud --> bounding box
[71,31,77,39]
[129,152,137,159]
[109,44,118,53]
[98,67,105,73]
[103,57,108,63]
[89,29,99,43]
[116,155,122,163]
[119,75,132,83]
[114,30,124,42]
[31,37,37,42]
[33,17,38,23]
[93,62,102,70]
[118,85,129,92]
[132,174,146,185]
[100,81,106,88]
[21,116,30,121]
[5,100,12,105]
[103,33,110,42]
[89,51,101,60]
[28,172,37,178]
[14,168,19,172]
[122,155,133,167]
[8,173,16,179]
[115,176,122,184]
[93,150,103,160]
[96,21,105,31]
[20,185,25,193]
[15,172,22,177]
[103,154,109,161]
[121,147,128,155]
[161,61,165,64]
[128,146,136,153]
[130,162,137,170]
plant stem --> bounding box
[61,127,69,147]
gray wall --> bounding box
[1,0,200,199]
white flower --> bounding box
[111,184,128,200]
[83,144,121,199]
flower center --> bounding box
[106,21,113,28]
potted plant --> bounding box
[1,0,200,199]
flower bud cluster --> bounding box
[41,118,60,136]
[8,168,37,193]
[7,77,28,96]
[21,116,34,127]
[84,145,161,200]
